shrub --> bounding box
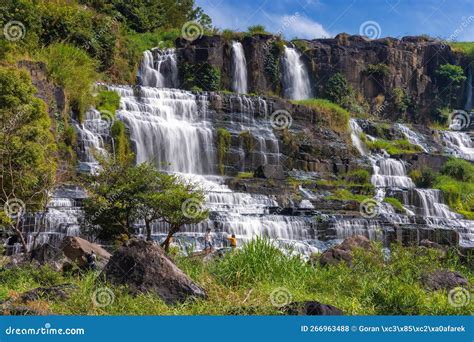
[323,73,353,106]
[441,158,474,182]
[37,43,98,121]
[247,25,268,35]
[364,138,422,155]
[364,63,390,77]
[181,62,221,91]
[96,90,120,115]
[111,121,131,165]
[409,168,436,188]
[238,130,255,152]
[435,64,466,108]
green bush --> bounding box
[363,137,422,155]
[111,121,131,165]
[441,158,474,182]
[364,63,390,77]
[181,62,220,91]
[323,73,353,106]
[238,130,255,152]
[96,90,120,115]
[37,43,98,121]
[409,168,436,188]
[247,25,268,35]
[210,237,311,286]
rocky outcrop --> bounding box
[30,243,72,272]
[319,235,372,266]
[283,301,344,315]
[60,236,111,269]
[422,269,469,291]
[176,34,468,122]
[101,239,206,304]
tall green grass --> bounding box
[292,98,350,134]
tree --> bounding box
[436,64,467,108]
[0,67,57,252]
[84,158,208,250]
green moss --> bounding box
[361,135,422,155]
[345,169,371,184]
[111,121,131,165]
[236,172,254,179]
[264,43,282,90]
[238,130,255,152]
[292,98,350,134]
[217,128,231,175]
[327,189,371,203]
[96,90,120,116]
[409,168,436,188]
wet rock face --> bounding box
[102,239,206,304]
[176,34,466,122]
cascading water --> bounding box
[349,119,368,156]
[349,119,474,248]
[111,74,322,255]
[395,123,429,153]
[281,46,312,100]
[137,49,178,88]
[73,109,109,173]
[441,131,474,161]
[231,41,248,94]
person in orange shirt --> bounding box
[227,234,237,249]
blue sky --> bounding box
[196,0,474,41]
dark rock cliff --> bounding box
[176,34,469,122]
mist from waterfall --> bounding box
[231,41,248,94]
[281,46,312,100]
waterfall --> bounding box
[395,123,429,153]
[112,86,215,174]
[73,109,109,173]
[231,41,248,94]
[465,66,473,111]
[371,157,415,189]
[110,78,321,255]
[138,49,178,88]
[281,46,312,100]
[441,131,474,161]
[349,119,369,156]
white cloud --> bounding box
[276,14,332,39]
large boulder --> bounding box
[422,269,469,291]
[319,235,371,267]
[254,165,285,180]
[60,236,111,269]
[283,301,344,315]
[101,239,206,304]
[30,243,72,272]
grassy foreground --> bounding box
[1,239,472,315]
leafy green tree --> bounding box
[0,67,57,251]
[436,64,467,108]
[84,158,208,250]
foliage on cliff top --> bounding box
[449,42,474,62]
[292,98,350,134]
